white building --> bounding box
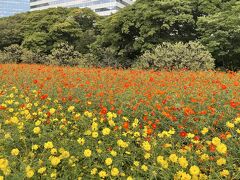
[30,0,134,16]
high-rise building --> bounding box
[0,0,29,17]
[30,0,134,16]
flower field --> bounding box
[0,64,239,179]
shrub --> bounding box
[21,49,48,64]
[0,44,23,64]
[133,42,215,71]
[47,42,95,67]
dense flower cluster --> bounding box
[0,64,239,179]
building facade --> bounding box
[0,0,29,17]
[30,0,134,16]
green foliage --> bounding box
[0,44,23,64]
[94,0,195,67]
[133,41,215,70]
[0,7,99,55]
[198,1,240,70]
[47,42,94,67]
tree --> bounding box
[198,1,240,70]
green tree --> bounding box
[198,1,240,70]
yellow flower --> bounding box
[51,148,57,155]
[68,106,75,112]
[199,173,208,180]
[0,176,3,180]
[0,158,11,175]
[111,167,119,176]
[216,158,226,166]
[174,171,191,180]
[77,138,85,145]
[44,141,54,149]
[11,148,19,156]
[105,158,113,166]
[117,139,128,148]
[141,165,148,172]
[226,121,234,128]
[92,132,99,138]
[84,149,92,157]
[216,143,227,154]
[144,153,151,159]
[99,170,107,178]
[220,169,229,177]
[133,161,139,167]
[49,108,56,114]
[60,150,70,159]
[142,141,151,151]
[157,156,164,164]
[127,176,133,180]
[169,154,178,163]
[178,156,188,168]
[102,128,111,135]
[200,154,209,161]
[25,166,34,178]
[50,157,61,166]
[110,150,117,156]
[37,167,46,174]
[160,160,169,169]
[189,165,200,176]
[212,137,221,146]
[50,171,57,178]
[33,127,41,134]
[91,168,97,175]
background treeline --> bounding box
[0,0,239,70]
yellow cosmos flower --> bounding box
[44,141,54,149]
[127,176,133,180]
[92,132,99,138]
[216,143,227,154]
[99,170,107,178]
[50,157,61,166]
[102,128,111,135]
[200,154,209,161]
[111,167,119,176]
[105,158,113,166]
[142,141,151,151]
[91,168,97,175]
[110,150,117,156]
[117,139,128,148]
[11,148,19,156]
[141,165,148,172]
[178,156,188,168]
[33,127,41,134]
[37,167,46,174]
[25,166,34,178]
[49,108,56,114]
[226,121,234,128]
[0,158,11,175]
[220,169,229,177]
[134,161,140,167]
[216,158,226,166]
[68,106,75,112]
[144,153,151,159]
[84,149,92,157]
[169,154,178,163]
[189,165,200,176]
[174,171,191,180]
[212,137,221,146]
[77,138,85,145]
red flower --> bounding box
[100,107,107,115]
[123,122,129,130]
[40,94,48,100]
[179,131,187,137]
